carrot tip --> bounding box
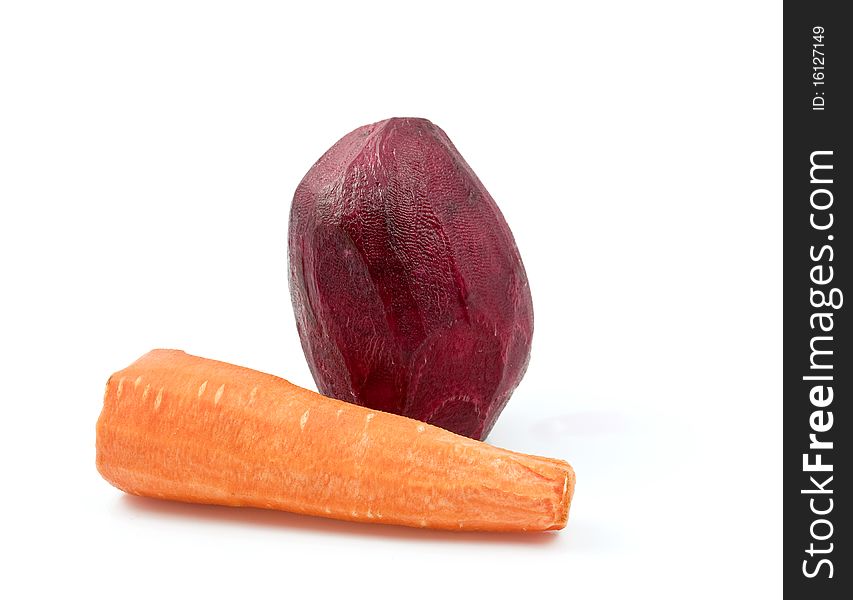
[553,463,576,530]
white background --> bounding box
[0,1,781,598]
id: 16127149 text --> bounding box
[812,26,825,111]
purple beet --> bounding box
[288,118,533,440]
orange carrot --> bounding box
[96,350,575,532]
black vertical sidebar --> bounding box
[784,1,850,596]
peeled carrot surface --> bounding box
[96,350,575,532]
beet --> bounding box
[288,118,533,440]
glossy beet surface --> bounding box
[288,118,533,440]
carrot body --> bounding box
[96,350,575,532]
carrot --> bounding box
[96,350,575,532]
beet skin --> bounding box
[288,118,533,440]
